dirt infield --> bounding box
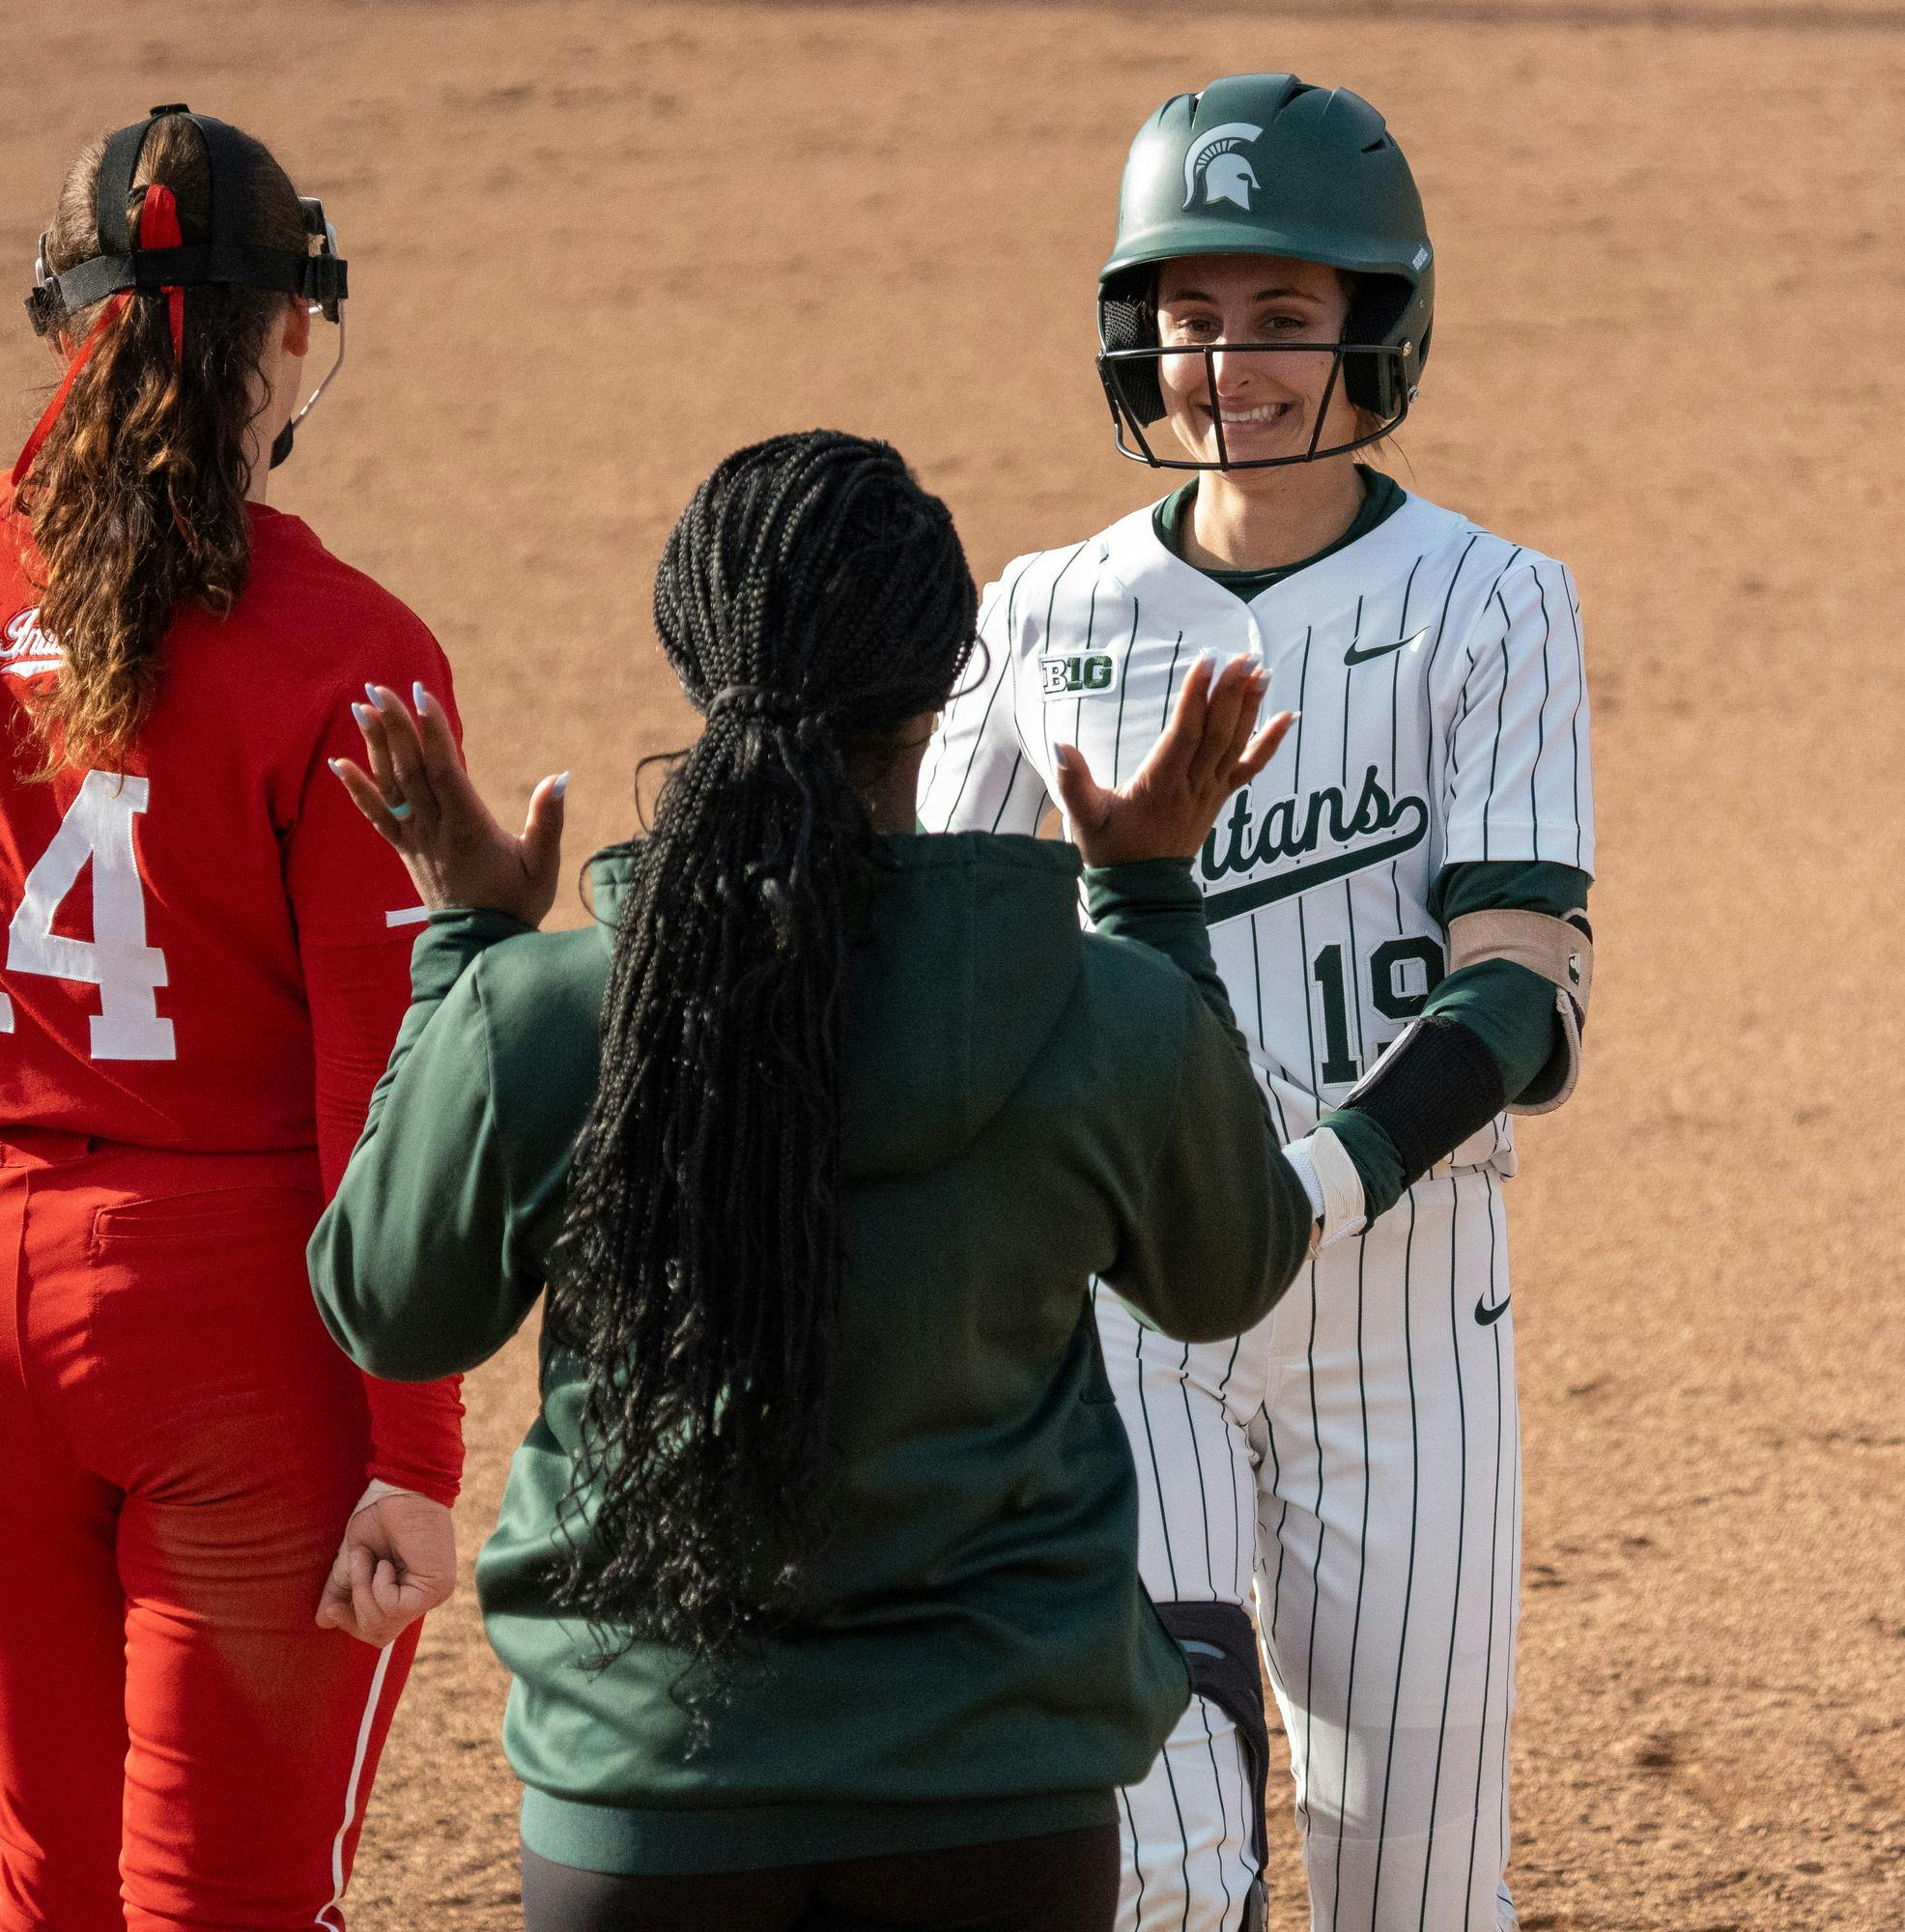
[3,4,1901,1925]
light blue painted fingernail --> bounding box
[352,702,374,729]
[327,758,347,777]
[551,772,571,799]
[364,682,385,709]
[413,682,431,716]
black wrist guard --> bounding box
[1339,1015,1506,1187]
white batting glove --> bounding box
[1281,1126,1367,1255]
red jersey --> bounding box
[0,498,463,1502]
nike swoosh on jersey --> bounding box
[1343,625,1429,667]
[1201,818,1429,926]
[1474,1293,1511,1326]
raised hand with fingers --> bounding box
[1052,651,1295,868]
[330,684,568,927]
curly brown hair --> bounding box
[13,114,306,776]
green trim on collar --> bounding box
[1152,465,1407,602]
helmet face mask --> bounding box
[1098,338,1410,472]
[1097,74,1433,473]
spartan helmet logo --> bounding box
[1182,122,1264,212]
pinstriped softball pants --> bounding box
[1099,1169,1521,1932]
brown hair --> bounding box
[14,115,305,775]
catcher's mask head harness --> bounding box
[21,102,348,476]
[1096,73,1434,473]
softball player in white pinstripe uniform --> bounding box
[919,74,1596,1932]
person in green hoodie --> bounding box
[309,430,1317,1932]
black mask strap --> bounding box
[28,103,349,477]
[31,104,346,336]
[93,114,158,255]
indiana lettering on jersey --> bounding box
[3,607,62,678]
[1200,763,1429,924]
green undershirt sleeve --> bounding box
[1318,860,1591,1222]
[1424,860,1591,1100]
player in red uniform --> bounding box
[0,106,477,1930]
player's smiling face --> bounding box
[1153,254,1357,470]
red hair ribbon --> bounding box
[8,184,185,493]
[138,183,186,361]
[9,296,128,490]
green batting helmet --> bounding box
[1096,74,1434,468]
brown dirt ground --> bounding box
[5,3,1903,1926]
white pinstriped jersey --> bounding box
[919,491,1594,1174]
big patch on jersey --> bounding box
[1039,651,1119,700]
[1199,764,1429,925]
[3,608,62,678]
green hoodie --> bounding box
[310,833,1312,1876]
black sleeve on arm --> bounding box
[1335,1014,1506,1191]
[1321,859,1592,1221]
[1317,1010,1506,1224]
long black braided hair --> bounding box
[545,431,978,1681]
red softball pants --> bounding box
[0,1130,419,1931]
